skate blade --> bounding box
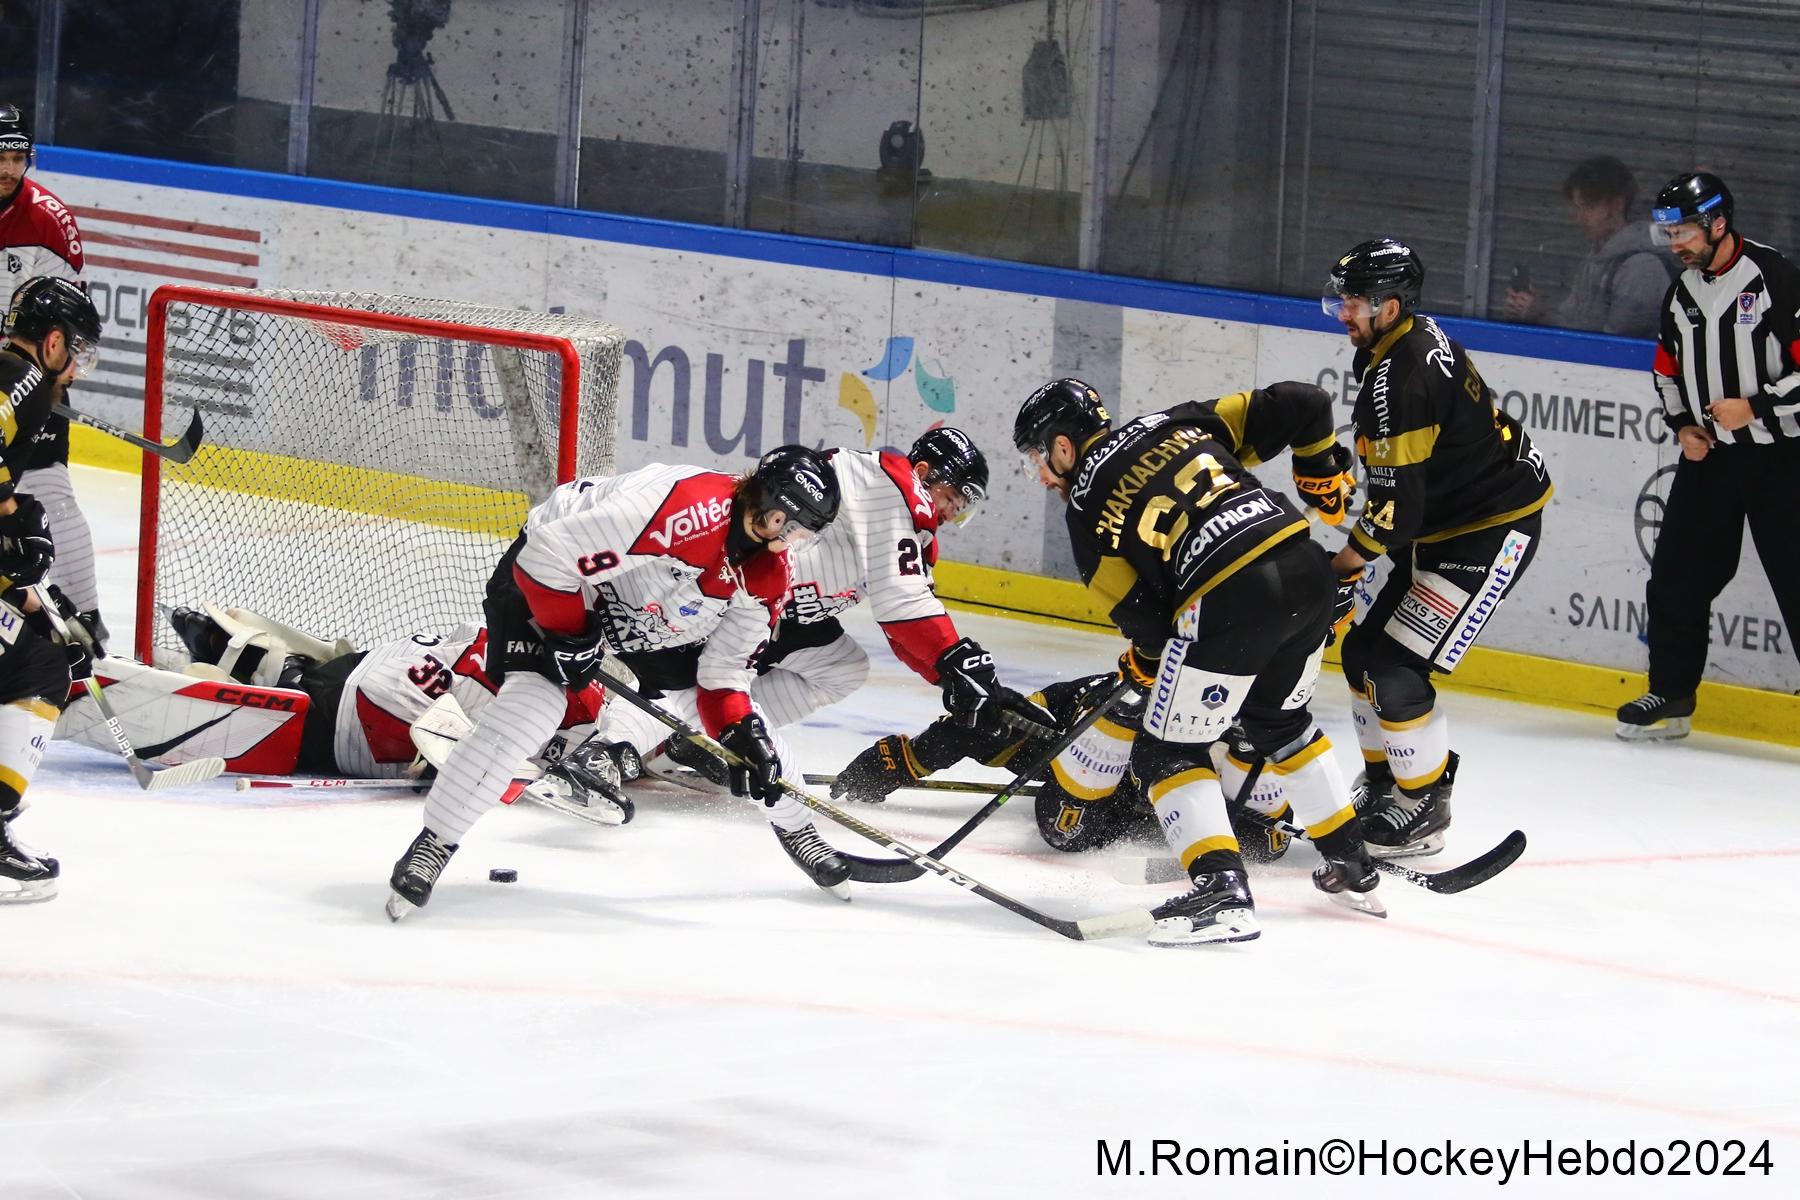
[1366,832,1444,860]
[385,891,416,922]
[521,790,629,827]
[0,878,57,903]
[1147,906,1261,948]
[1615,718,1691,741]
[1325,888,1387,918]
[820,880,852,902]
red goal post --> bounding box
[135,286,625,668]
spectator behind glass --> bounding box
[1502,155,1675,337]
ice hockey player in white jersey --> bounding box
[385,447,843,920]
[597,429,1047,796]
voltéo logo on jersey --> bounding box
[645,495,732,550]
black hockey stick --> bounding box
[1120,808,1526,895]
[54,403,204,464]
[598,666,1153,942]
[841,676,1136,885]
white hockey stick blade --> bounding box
[1075,907,1157,940]
[139,756,229,791]
[1110,855,1188,886]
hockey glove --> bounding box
[830,734,923,803]
[43,583,95,679]
[1293,443,1356,526]
[935,636,999,728]
[541,621,609,690]
[982,686,1059,738]
[1329,570,1360,646]
[0,494,55,592]
[718,714,782,803]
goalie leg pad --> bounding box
[54,658,308,774]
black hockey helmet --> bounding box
[1324,237,1425,319]
[750,444,840,537]
[0,104,31,158]
[1651,172,1733,241]
[909,426,988,526]
[1012,378,1111,457]
[6,276,102,376]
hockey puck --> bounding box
[488,868,518,883]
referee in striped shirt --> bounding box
[1617,173,1800,739]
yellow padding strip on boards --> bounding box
[163,443,529,537]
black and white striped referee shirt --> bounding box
[1653,236,1800,444]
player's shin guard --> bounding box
[420,672,568,845]
[1219,741,1291,863]
[0,701,58,903]
[1143,764,1259,946]
[1346,685,1393,813]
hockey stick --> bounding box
[803,773,1043,798]
[32,589,228,791]
[597,666,1153,942]
[1116,812,1526,895]
[235,776,428,791]
[54,403,204,464]
[844,676,1136,885]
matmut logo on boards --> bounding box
[72,205,264,418]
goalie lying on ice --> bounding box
[52,605,627,814]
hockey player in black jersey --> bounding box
[1323,238,1553,857]
[0,277,102,901]
[1010,378,1380,946]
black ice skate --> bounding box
[641,736,731,792]
[1363,753,1457,860]
[774,824,852,901]
[169,605,229,664]
[386,827,459,921]
[1147,869,1259,947]
[1615,692,1695,742]
[524,742,636,827]
[1350,758,1396,815]
[1310,826,1385,918]
[0,807,59,904]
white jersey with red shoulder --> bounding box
[0,178,84,281]
[335,624,604,778]
[696,448,960,713]
[511,461,790,655]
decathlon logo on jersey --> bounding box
[646,495,732,550]
[1437,530,1532,670]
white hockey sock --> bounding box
[1381,707,1451,793]
[423,672,567,844]
[1348,686,1385,771]
[1146,766,1238,872]
[1220,745,1287,816]
[18,464,100,613]
[759,728,814,831]
[0,700,54,808]
[1266,729,1355,834]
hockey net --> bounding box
[135,286,625,668]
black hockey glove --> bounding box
[982,687,1059,738]
[0,494,55,592]
[542,621,609,689]
[935,636,999,728]
[718,714,781,803]
[1293,443,1356,526]
[43,583,95,679]
[831,734,923,804]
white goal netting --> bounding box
[138,287,625,667]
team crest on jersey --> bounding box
[5,253,18,274]
[1738,292,1758,324]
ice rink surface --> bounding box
[6,466,1799,1198]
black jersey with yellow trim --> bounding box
[1162,380,1342,468]
[1064,409,1310,648]
[0,345,58,502]
[1345,315,1552,559]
